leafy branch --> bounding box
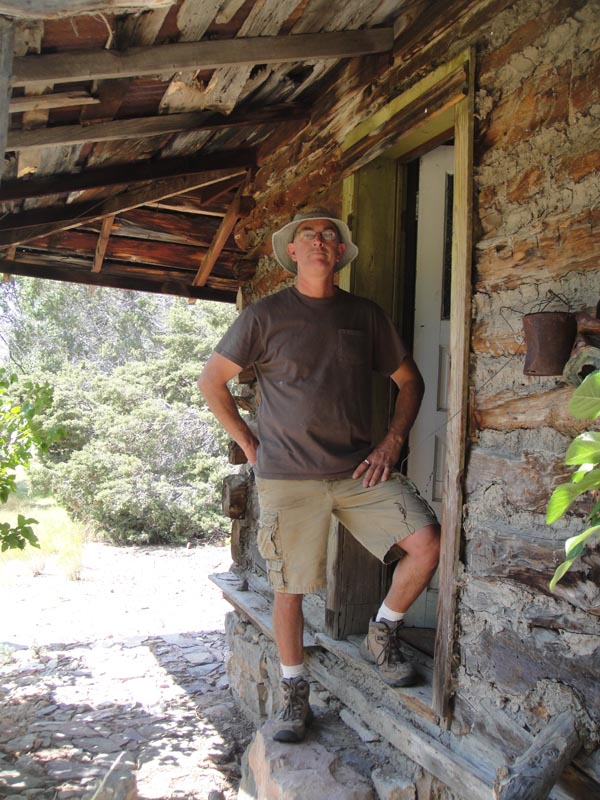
[547,370,600,590]
[0,367,64,551]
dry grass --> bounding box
[0,472,86,580]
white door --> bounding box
[403,145,454,629]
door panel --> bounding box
[404,145,454,629]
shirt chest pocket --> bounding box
[337,329,368,366]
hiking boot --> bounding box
[272,676,313,743]
[359,618,417,687]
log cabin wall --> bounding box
[227,0,600,782]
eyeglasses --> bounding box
[295,229,339,243]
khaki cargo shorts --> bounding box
[255,472,438,594]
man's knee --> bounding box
[274,591,304,614]
[398,523,440,569]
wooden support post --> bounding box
[0,16,14,184]
[92,214,115,273]
[493,711,583,800]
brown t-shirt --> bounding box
[215,286,408,479]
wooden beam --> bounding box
[0,166,249,246]
[9,91,100,113]
[92,214,114,273]
[12,29,394,88]
[493,711,583,800]
[0,17,14,183]
[432,52,475,728]
[6,105,308,152]
[0,148,255,201]
[0,256,235,302]
[0,1,175,19]
[193,185,245,287]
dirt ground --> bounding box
[0,540,255,799]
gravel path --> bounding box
[0,542,255,800]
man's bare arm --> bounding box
[197,353,259,465]
[352,355,424,487]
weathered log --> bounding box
[474,386,588,437]
[228,439,248,465]
[563,346,600,386]
[475,210,600,293]
[230,519,243,565]
[463,523,600,614]
[461,620,600,714]
[465,447,571,513]
[1,1,173,18]
[236,366,255,385]
[493,711,583,800]
[221,474,248,520]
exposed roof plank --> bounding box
[197,0,303,115]
[0,166,249,246]
[26,228,241,271]
[9,91,101,113]
[12,29,394,87]
[0,18,14,183]
[0,149,255,201]
[92,214,114,273]
[0,1,175,19]
[0,256,234,302]
[7,105,308,152]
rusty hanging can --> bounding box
[522,311,577,376]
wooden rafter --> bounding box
[0,167,249,247]
[0,18,14,183]
[9,91,100,113]
[12,29,394,88]
[92,215,115,273]
[193,185,246,287]
[6,105,308,153]
[0,149,255,202]
[0,256,234,302]
[0,1,175,18]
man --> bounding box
[198,208,440,744]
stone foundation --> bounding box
[224,610,458,800]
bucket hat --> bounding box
[271,208,358,274]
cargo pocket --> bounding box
[257,510,285,590]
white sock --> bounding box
[281,663,305,680]
[376,602,405,624]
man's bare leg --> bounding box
[384,523,440,612]
[273,591,304,665]
[361,523,440,687]
[271,591,312,743]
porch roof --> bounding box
[0,0,417,302]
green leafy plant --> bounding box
[547,370,600,590]
[0,368,64,551]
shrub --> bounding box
[547,371,600,590]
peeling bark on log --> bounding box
[474,387,588,436]
[475,210,600,293]
[463,523,600,615]
[228,439,247,465]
